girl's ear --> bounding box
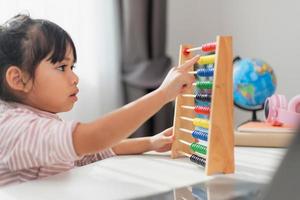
[5,66,32,93]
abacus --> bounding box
[171,36,234,175]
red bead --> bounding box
[194,106,210,115]
[183,47,190,56]
[202,42,216,52]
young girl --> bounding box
[0,14,198,186]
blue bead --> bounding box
[192,130,208,141]
[196,68,214,77]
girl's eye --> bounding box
[71,65,76,71]
[57,65,67,71]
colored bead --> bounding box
[183,47,190,56]
[197,55,215,65]
[190,154,206,167]
[192,118,209,129]
[190,143,207,155]
[192,130,208,141]
[202,42,216,52]
[194,106,210,115]
[195,93,211,102]
[195,81,213,89]
[196,68,214,77]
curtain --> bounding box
[118,0,173,137]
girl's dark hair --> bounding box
[0,14,77,102]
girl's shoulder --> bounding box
[0,101,78,139]
[0,101,61,125]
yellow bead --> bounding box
[192,118,209,129]
[197,54,215,65]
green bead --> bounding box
[190,143,207,155]
[196,81,213,89]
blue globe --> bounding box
[233,58,277,110]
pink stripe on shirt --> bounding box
[0,101,115,187]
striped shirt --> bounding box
[0,100,115,187]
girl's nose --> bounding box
[71,72,79,85]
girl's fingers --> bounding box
[178,55,200,71]
[163,127,173,136]
[158,143,172,152]
[162,136,174,144]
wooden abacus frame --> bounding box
[171,36,234,175]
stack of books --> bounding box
[235,121,296,147]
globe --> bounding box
[233,57,277,120]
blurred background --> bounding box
[1,0,299,136]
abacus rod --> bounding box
[188,71,213,75]
[178,150,191,158]
[186,46,202,52]
[181,105,210,109]
[179,128,193,134]
[182,94,213,99]
[178,151,206,167]
[185,42,216,53]
[178,140,207,158]
[178,139,191,146]
[181,116,210,129]
[179,137,208,146]
[179,128,208,144]
[192,82,213,87]
[182,94,196,98]
[180,116,193,122]
[181,105,194,110]
[188,69,215,77]
[182,105,211,115]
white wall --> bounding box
[167,0,220,66]
[167,0,300,126]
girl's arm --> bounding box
[112,137,152,155]
[73,90,166,156]
[112,128,174,155]
[72,56,199,156]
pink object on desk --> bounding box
[265,94,300,126]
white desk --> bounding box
[0,147,286,200]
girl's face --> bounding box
[24,46,79,113]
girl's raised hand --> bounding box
[158,55,199,103]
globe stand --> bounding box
[235,102,264,127]
[251,110,260,122]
